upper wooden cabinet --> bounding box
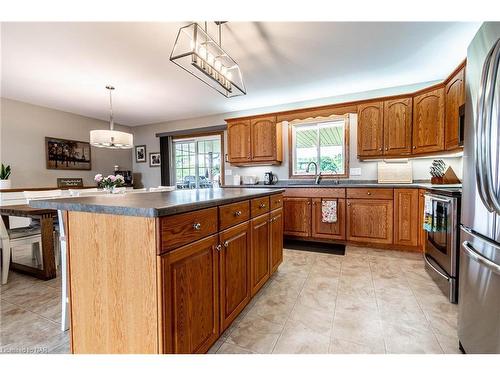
[227,115,282,165]
[384,97,412,156]
[393,189,419,247]
[412,87,445,155]
[160,235,220,354]
[357,102,384,157]
[445,66,465,151]
[227,120,251,163]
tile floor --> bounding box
[0,246,460,354]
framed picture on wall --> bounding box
[149,152,161,167]
[135,145,146,163]
[45,137,92,170]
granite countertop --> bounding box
[223,180,462,194]
[29,188,284,218]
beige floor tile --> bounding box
[295,287,336,312]
[382,321,443,354]
[244,293,295,325]
[434,332,462,354]
[332,314,385,349]
[288,303,335,335]
[329,337,385,354]
[226,314,283,353]
[216,342,255,354]
[272,319,330,354]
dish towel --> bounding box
[423,195,433,232]
[321,200,337,223]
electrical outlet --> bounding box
[350,167,362,176]
[225,169,232,176]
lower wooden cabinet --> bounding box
[270,208,284,273]
[219,222,252,330]
[160,235,220,354]
[311,198,346,240]
[250,213,271,296]
[346,199,393,244]
[283,197,311,237]
[394,189,419,247]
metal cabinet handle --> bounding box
[367,192,371,195]
[259,203,266,208]
[216,244,222,252]
[462,241,500,275]
[223,241,229,248]
[192,222,201,230]
[413,146,416,149]
[424,254,450,281]
[234,210,242,217]
[379,148,382,151]
[277,199,281,203]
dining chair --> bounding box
[149,186,176,192]
[0,218,43,284]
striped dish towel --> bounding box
[321,200,337,223]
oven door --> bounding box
[424,194,458,277]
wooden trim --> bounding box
[443,59,467,85]
[155,125,227,138]
[288,114,350,179]
[358,147,463,161]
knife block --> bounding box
[431,166,461,184]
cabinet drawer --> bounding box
[219,200,250,230]
[346,188,393,200]
[160,207,218,253]
[251,196,270,217]
[270,194,283,210]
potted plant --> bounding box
[0,164,12,189]
[94,173,125,193]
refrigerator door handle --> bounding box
[482,38,500,214]
[462,241,500,275]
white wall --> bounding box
[132,80,463,188]
[0,98,133,187]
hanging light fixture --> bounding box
[170,22,246,98]
[90,86,134,149]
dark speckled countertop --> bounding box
[29,188,284,217]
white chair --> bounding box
[1,218,43,284]
[149,186,176,192]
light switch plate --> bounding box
[350,167,362,176]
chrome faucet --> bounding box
[306,161,322,184]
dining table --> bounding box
[0,204,58,280]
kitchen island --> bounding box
[30,188,285,354]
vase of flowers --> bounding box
[94,173,125,193]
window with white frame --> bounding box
[290,116,349,178]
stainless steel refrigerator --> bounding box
[459,22,500,354]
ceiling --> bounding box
[1,22,481,126]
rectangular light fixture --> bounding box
[170,22,246,98]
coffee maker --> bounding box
[264,171,278,185]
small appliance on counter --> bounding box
[264,171,279,185]
[232,174,241,185]
[241,175,259,185]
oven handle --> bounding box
[423,254,450,281]
[462,241,500,275]
[424,194,452,204]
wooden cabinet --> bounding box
[412,87,445,154]
[445,66,465,151]
[161,235,219,354]
[227,116,282,165]
[383,97,412,156]
[283,197,311,237]
[270,208,283,273]
[346,199,393,244]
[219,222,251,330]
[227,119,251,163]
[393,189,419,247]
[250,213,271,296]
[357,102,384,157]
[311,198,345,240]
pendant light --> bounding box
[90,85,133,149]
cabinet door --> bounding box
[250,213,271,296]
[161,235,219,354]
[357,102,384,157]
[219,222,251,330]
[445,67,465,151]
[383,97,412,156]
[270,208,284,273]
[283,197,311,237]
[227,120,251,163]
[346,199,393,244]
[394,189,419,247]
[311,198,345,240]
[251,116,279,162]
[412,88,445,154]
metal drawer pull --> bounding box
[234,210,242,217]
[223,241,229,248]
[259,203,266,208]
[424,254,450,281]
[462,241,500,275]
[367,192,371,195]
[192,222,201,230]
